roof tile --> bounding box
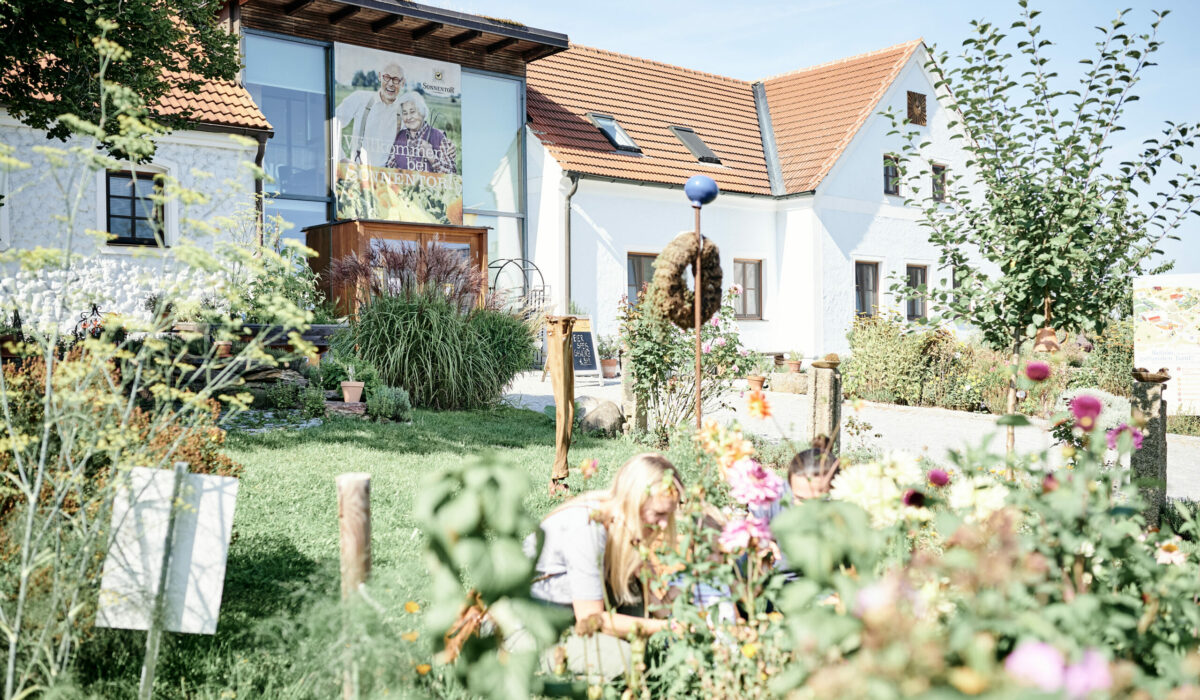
[154,72,272,132]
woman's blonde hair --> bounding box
[550,453,682,606]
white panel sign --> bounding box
[1134,274,1200,416]
[97,467,238,635]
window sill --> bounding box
[100,242,169,257]
[735,316,765,322]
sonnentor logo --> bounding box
[433,69,444,81]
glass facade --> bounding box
[462,72,523,214]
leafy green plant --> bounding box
[366,386,412,422]
[786,349,803,362]
[469,308,536,385]
[265,381,301,410]
[298,385,326,419]
[319,349,382,398]
[597,335,620,360]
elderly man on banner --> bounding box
[335,61,407,167]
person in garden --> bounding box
[522,453,683,678]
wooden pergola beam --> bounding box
[283,0,318,15]
[485,37,517,54]
[370,13,402,32]
[328,6,360,24]
[448,29,481,47]
[411,21,442,41]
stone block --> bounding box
[326,401,367,419]
[769,372,808,394]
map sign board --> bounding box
[1133,274,1200,415]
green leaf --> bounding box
[996,414,1031,426]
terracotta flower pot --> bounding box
[214,340,233,358]
[341,381,365,403]
[747,375,766,392]
[601,358,619,378]
[787,360,803,373]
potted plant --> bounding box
[746,352,770,392]
[598,335,620,379]
[812,353,842,369]
[341,365,365,403]
[213,339,233,358]
[786,350,804,373]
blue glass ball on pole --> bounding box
[684,175,719,207]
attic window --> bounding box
[587,113,641,153]
[668,126,721,164]
[907,91,927,126]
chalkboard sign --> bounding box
[570,317,600,376]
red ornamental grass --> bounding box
[1024,361,1051,382]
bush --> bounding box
[1070,320,1134,397]
[366,385,412,421]
[299,385,326,418]
[265,381,301,410]
[1168,415,1200,437]
[348,291,529,410]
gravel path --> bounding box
[504,371,1200,500]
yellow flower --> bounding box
[741,642,759,659]
[405,601,421,614]
[948,667,988,695]
[401,631,419,642]
[767,611,783,623]
[747,389,771,420]
[416,663,431,676]
[1061,445,1076,460]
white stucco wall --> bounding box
[0,112,260,329]
[812,46,979,354]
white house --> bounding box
[0,76,272,326]
[526,40,974,357]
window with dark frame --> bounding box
[588,113,641,153]
[855,261,879,317]
[884,155,900,196]
[907,91,927,126]
[106,171,163,246]
[906,265,927,320]
[669,126,721,164]
[734,259,762,319]
[932,163,946,202]
[627,253,657,303]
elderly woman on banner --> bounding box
[385,91,458,174]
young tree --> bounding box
[888,1,1199,454]
[0,0,240,155]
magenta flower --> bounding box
[1106,423,1145,451]
[1005,641,1065,692]
[1063,649,1111,699]
[1025,361,1051,382]
[1069,395,1104,431]
[714,336,727,347]
[702,341,712,354]
[730,284,744,296]
[1042,473,1060,494]
[718,517,772,552]
[902,489,926,507]
[710,316,722,328]
[727,458,785,506]
[928,469,950,487]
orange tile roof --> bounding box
[763,39,922,193]
[527,45,772,195]
[155,72,272,132]
[527,40,923,196]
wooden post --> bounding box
[337,473,372,599]
[694,205,703,430]
[809,366,843,456]
[1132,370,1169,527]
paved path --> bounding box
[504,371,1200,500]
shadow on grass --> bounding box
[74,533,333,696]
[225,405,617,458]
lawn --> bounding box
[73,407,677,698]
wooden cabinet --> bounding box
[305,219,489,316]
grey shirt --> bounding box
[524,502,607,606]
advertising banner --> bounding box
[1133,274,1200,415]
[333,43,463,224]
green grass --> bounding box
[73,407,678,698]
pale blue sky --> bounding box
[434,0,1199,272]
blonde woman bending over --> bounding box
[520,453,682,678]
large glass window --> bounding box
[462,71,523,214]
[244,34,329,200]
[906,265,927,320]
[264,198,328,246]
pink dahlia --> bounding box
[928,469,950,487]
[1063,649,1112,699]
[718,517,772,552]
[1024,361,1051,382]
[1005,641,1065,692]
[1106,423,1145,451]
[727,458,785,506]
[1069,395,1104,430]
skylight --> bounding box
[669,126,721,164]
[587,113,640,153]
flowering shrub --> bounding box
[619,287,746,440]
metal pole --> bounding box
[138,462,188,700]
[694,205,703,430]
